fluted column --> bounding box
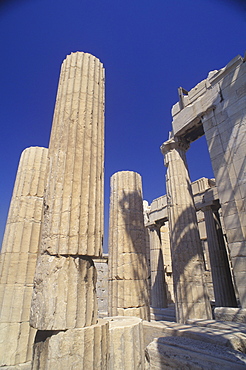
[0,147,48,367]
[161,136,212,323]
[160,223,174,304]
[108,171,150,320]
[202,205,237,307]
[31,52,104,330]
[148,224,168,308]
[105,316,145,370]
[30,52,108,369]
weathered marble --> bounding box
[171,55,246,308]
[161,137,212,323]
[148,224,168,308]
[31,52,105,331]
[0,147,47,367]
[105,316,144,370]
[145,336,246,369]
[40,52,104,257]
[108,171,150,320]
[201,205,237,307]
[32,319,109,370]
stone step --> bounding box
[187,318,246,334]
[150,306,176,322]
[145,336,246,369]
[143,320,246,353]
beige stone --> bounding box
[201,206,237,307]
[170,55,246,308]
[145,336,246,369]
[32,319,109,370]
[143,320,246,353]
[40,52,104,257]
[161,137,212,323]
[0,147,47,367]
[31,52,105,336]
[214,307,246,323]
[30,255,97,330]
[108,171,150,320]
[105,316,145,370]
[148,224,168,308]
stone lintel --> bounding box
[170,54,244,139]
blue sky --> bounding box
[0,0,245,249]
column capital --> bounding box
[160,136,189,155]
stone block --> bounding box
[0,322,36,366]
[214,307,246,323]
[110,279,149,309]
[145,336,246,369]
[143,320,246,353]
[116,307,150,321]
[32,319,109,370]
[105,316,145,370]
[30,254,97,330]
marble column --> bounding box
[108,171,150,320]
[160,223,174,304]
[161,136,212,323]
[30,52,108,368]
[105,316,145,370]
[0,146,48,367]
[202,205,237,307]
[148,224,168,308]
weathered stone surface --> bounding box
[0,147,47,367]
[30,52,105,337]
[170,54,246,308]
[214,307,246,323]
[202,205,237,307]
[0,322,36,367]
[145,336,246,369]
[94,256,108,318]
[143,320,246,353]
[40,52,104,257]
[108,171,150,320]
[30,254,97,330]
[148,224,168,308]
[161,137,212,323]
[105,316,144,370]
[32,319,109,370]
[0,362,32,370]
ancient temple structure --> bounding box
[0,53,246,369]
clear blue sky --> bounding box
[0,0,245,250]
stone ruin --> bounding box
[0,51,246,369]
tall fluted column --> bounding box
[202,205,237,307]
[161,136,212,323]
[108,171,150,320]
[30,52,108,369]
[0,147,48,367]
[148,224,168,308]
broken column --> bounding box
[201,205,237,307]
[30,52,108,368]
[108,171,150,320]
[161,136,212,323]
[105,316,145,370]
[0,146,48,367]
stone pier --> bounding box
[161,136,212,323]
[0,146,48,368]
[108,171,150,320]
[148,224,168,308]
[171,55,246,308]
[201,205,237,307]
[30,52,108,368]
